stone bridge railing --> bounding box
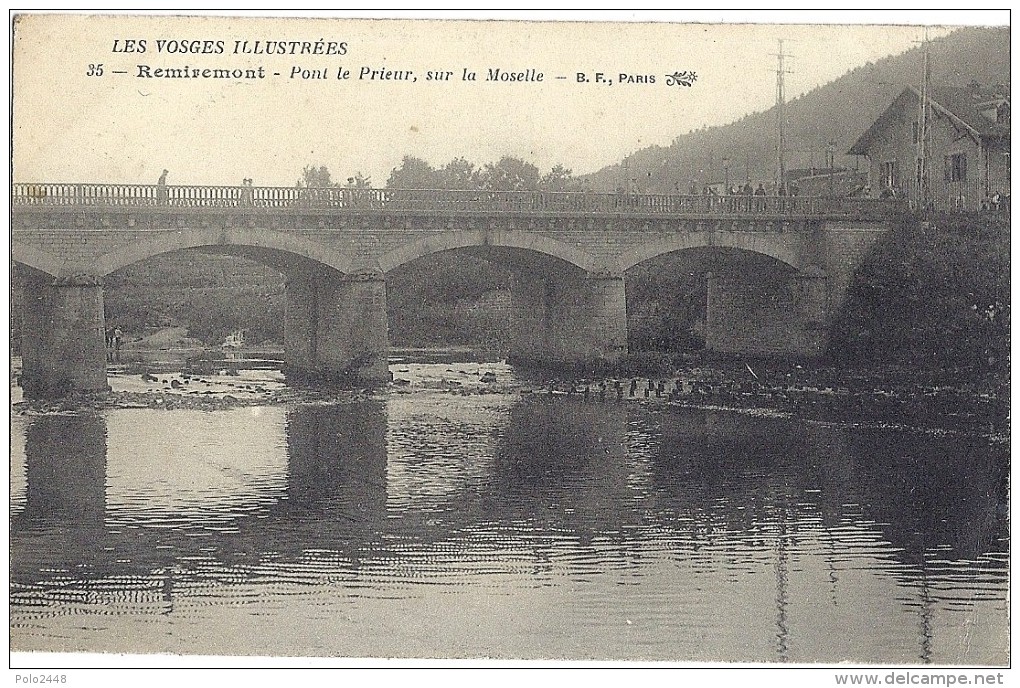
[12,183,903,219]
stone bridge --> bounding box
[11,183,898,397]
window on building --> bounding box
[944,153,967,183]
[881,161,898,189]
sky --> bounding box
[11,11,1005,189]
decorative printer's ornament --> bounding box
[665,71,698,87]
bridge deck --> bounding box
[12,183,902,220]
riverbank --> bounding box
[521,359,1008,440]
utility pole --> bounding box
[827,140,836,197]
[915,29,933,211]
[773,39,793,195]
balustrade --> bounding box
[12,182,902,219]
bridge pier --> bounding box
[284,272,390,384]
[705,267,829,358]
[20,274,109,398]
[509,270,627,369]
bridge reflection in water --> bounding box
[9,396,1007,662]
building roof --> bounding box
[935,84,1010,137]
[848,84,1010,156]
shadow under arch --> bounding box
[622,242,815,356]
[616,230,806,274]
[376,229,598,274]
[380,231,623,368]
[11,244,66,278]
[95,226,356,277]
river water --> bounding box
[9,363,1009,663]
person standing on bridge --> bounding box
[739,182,753,212]
[240,178,254,206]
[105,327,115,362]
[157,169,169,205]
[112,327,123,363]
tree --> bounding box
[480,156,541,191]
[387,153,580,192]
[438,157,483,189]
[540,164,580,192]
[828,213,1009,371]
[296,165,338,188]
[386,155,439,189]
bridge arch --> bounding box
[12,244,65,277]
[376,229,598,274]
[94,227,356,276]
[616,231,805,273]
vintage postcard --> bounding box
[9,10,1010,676]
